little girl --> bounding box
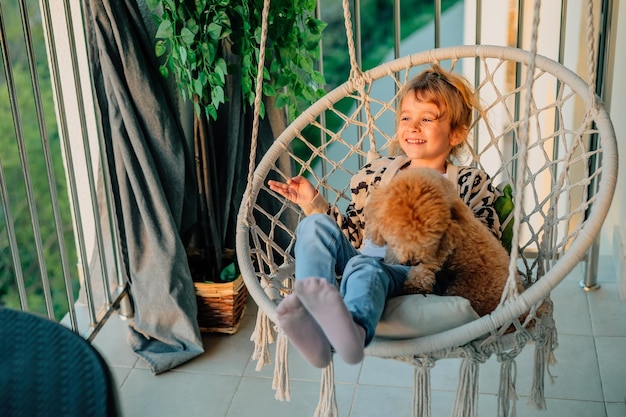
[268,64,501,368]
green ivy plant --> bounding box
[146,0,327,121]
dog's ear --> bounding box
[441,198,469,253]
[450,197,473,224]
[450,200,462,222]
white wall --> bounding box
[44,1,123,302]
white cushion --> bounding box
[375,294,480,339]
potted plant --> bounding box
[145,0,327,332]
[188,247,248,334]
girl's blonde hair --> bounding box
[389,64,483,162]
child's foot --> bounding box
[295,277,365,364]
[276,292,332,368]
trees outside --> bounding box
[0,0,79,319]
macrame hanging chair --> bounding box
[236,0,618,416]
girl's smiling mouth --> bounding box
[405,138,426,144]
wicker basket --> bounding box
[194,275,248,334]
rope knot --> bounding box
[348,68,366,93]
[411,355,435,369]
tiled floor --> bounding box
[93,256,626,417]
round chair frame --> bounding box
[236,44,617,416]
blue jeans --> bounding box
[294,214,410,345]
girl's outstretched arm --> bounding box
[268,176,318,208]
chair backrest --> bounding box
[237,45,617,328]
[0,308,120,417]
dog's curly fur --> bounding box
[366,167,523,317]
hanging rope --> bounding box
[504,0,542,302]
[243,0,274,378]
[341,0,378,161]
[242,0,271,227]
[341,0,361,83]
[584,0,597,98]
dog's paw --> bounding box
[403,267,436,295]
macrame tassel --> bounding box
[272,331,291,401]
[528,316,558,410]
[250,310,276,371]
[545,317,559,372]
[412,357,434,417]
[314,360,338,417]
[452,355,480,417]
[528,339,547,410]
[497,354,518,417]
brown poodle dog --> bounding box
[366,167,523,317]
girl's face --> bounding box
[397,93,463,172]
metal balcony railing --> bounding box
[0,0,129,340]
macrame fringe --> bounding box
[250,310,276,371]
[527,315,558,410]
[546,315,559,372]
[272,331,291,401]
[497,353,519,417]
[528,341,547,409]
[412,356,434,417]
[314,360,338,417]
[451,354,480,417]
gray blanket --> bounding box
[82,0,203,373]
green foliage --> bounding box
[218,261,238,283]
[147,0,327,121]
[494,183,515,254]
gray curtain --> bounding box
[81,0,203,373]
[81,0,292,374]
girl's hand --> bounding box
[268,176,317,206]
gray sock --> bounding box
[295,277,365,364]
[276,292,332,368]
